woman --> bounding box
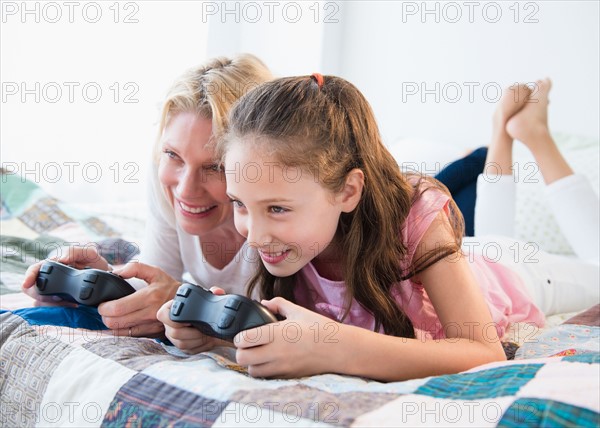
[21,54,273,338]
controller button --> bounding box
[39,264,53,274]
[224,298,242,311]
[83,274,98,284]
[36,277,48,291]
[176,287,191,298]
[171,301,183,316]
[79,286,93,300]
[218,314,235,329]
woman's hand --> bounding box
[156,287,232,353]
[96,261,185,338]
[234,297,344,379]
[21,245,110,306]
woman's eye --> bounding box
[163,149,179,160]
[204,163,222,173]
[269,206,288,214]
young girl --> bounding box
[163,74,598,382]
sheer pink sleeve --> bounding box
[399,185,451,274]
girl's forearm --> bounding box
[332,324,506,382]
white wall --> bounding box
[2,1,598,204]
[1,1,211,203]
[331,1,599,151]
[206,1,325,76]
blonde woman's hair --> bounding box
[153,54,273,163]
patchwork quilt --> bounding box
[1,302,599,427]
[2,170,599,427]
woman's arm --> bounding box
[97,261,182,337]
[92,167,185,337]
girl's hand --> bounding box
[234,297,344,379]
[21,245,110,306]
[157,290,232,353]
[97,262,182,338]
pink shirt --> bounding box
[294,185,545,341]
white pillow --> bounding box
[514,132,599,255]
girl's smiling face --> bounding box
[225,142,349,278]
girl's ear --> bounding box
[340,168,364,213]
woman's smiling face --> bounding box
[158,112,233,236]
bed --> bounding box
[2,135,599,427]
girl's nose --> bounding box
[245,216,270,249]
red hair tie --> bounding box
[311,73,324,89]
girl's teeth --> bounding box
[264,250,285,257]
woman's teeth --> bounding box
[180,202,214,214]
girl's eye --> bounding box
[230,199,245,209]
[269,206,288,214]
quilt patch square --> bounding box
[498,398,600,427]
[353,395,516,427]
[0,313,73,428]
[563,353,600,364]
[230,384,398,427]
[103,373,229,427]
[415,364,543,399]
[39,346,136,427]
[516,362,600,412]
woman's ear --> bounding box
[340,168,364,213]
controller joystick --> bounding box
[169,283,279,341]
[35,260,135,306]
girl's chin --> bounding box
[263,261,303,278]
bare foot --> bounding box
[485,83,532,175]
[506,78,552,146]
[493,83,533,127]
[505,78,572,184]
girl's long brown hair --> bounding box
[218,76,464,338]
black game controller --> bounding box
[169,283,279,341]
[35,260,136,306]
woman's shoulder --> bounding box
[146,160,177,228]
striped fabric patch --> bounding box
[498,398,600,427]
[415,364,543,399]
[0,312,74,427]
[102,373,229,427]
